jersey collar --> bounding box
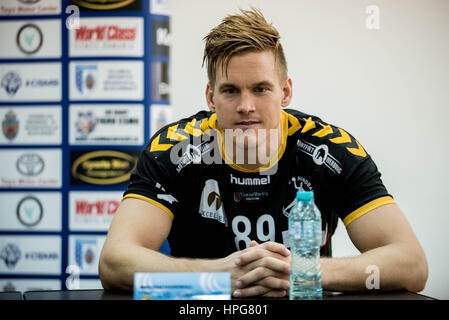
[207,110,288,173]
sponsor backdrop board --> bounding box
[0,0,172,292]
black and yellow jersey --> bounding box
[123,108,394,258]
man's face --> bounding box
[206,50,292,158]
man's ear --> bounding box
[206,82,216,112]
[281,77,293,108]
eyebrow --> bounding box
[217,80,275,91]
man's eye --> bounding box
[255,87,267,93]
[224,88,237,94]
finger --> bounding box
[249,240,259,247]
[237,246,290,267]
[233,285,271,298]
[236,265,289,289]
[237,249,291,272]
[259,241,291,257]
[257,276,290,291]
[262,289,288,298]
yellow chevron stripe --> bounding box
[167,124,188,141]
[150,134,173,152]
[330,127,352,144]
[301,117,316,133]
[200,118,209,132]
[347,140,367,157]
[312,122,333,138]
[287,113,302,136]
[184,118,203,137]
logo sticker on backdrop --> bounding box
[2,109,19,141]
[16,195,43,227]
[0,236,61,274]
[69,104,144,145]
[0,149,62,188]
[69,191,122,231]
[70,0,141,11]
[0,71,21,97]
[69,235,106,275]
[0,20,61,59]
[0,192,61,232]
[16,23,43,54]
[0,0,61,16]
[0,106,61,145]
[69,61,143,101]
[69,17,144,57]
[0,63,61,102]
[70,149,140,186]
[16,153,45,177]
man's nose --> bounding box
[236,91,256,113]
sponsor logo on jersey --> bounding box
[283,176,313,218]
[175,141,211,172]
[155,182,178,204]
[230,174,271,186]
[233,191,268,203]
[71,150,139,185]
[199,179,228,226]
[297,139,343,175]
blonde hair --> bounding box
[203,7,288,87]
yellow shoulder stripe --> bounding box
[343,196,395,227]
[312,122,333,138]
[329,128,351,144]
[150,134,173,152]
[122,194,174,220]
[301,117,316,133]
[347,140,367,157]
[287,113,302,136]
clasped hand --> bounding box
[227,240,291,298]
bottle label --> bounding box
[289,221,321,240]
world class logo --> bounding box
[71,150,139,185]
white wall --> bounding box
[170,0,449,299]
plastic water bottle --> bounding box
[288,191,323,300]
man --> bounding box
[99,8,428,298]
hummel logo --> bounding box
[230,174,271,186]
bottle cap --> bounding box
[296,190,314,201]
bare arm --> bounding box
[321,203,428,292]
[99,198,226,290]
[99,197,289,294]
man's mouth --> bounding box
[235,121,261,129]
